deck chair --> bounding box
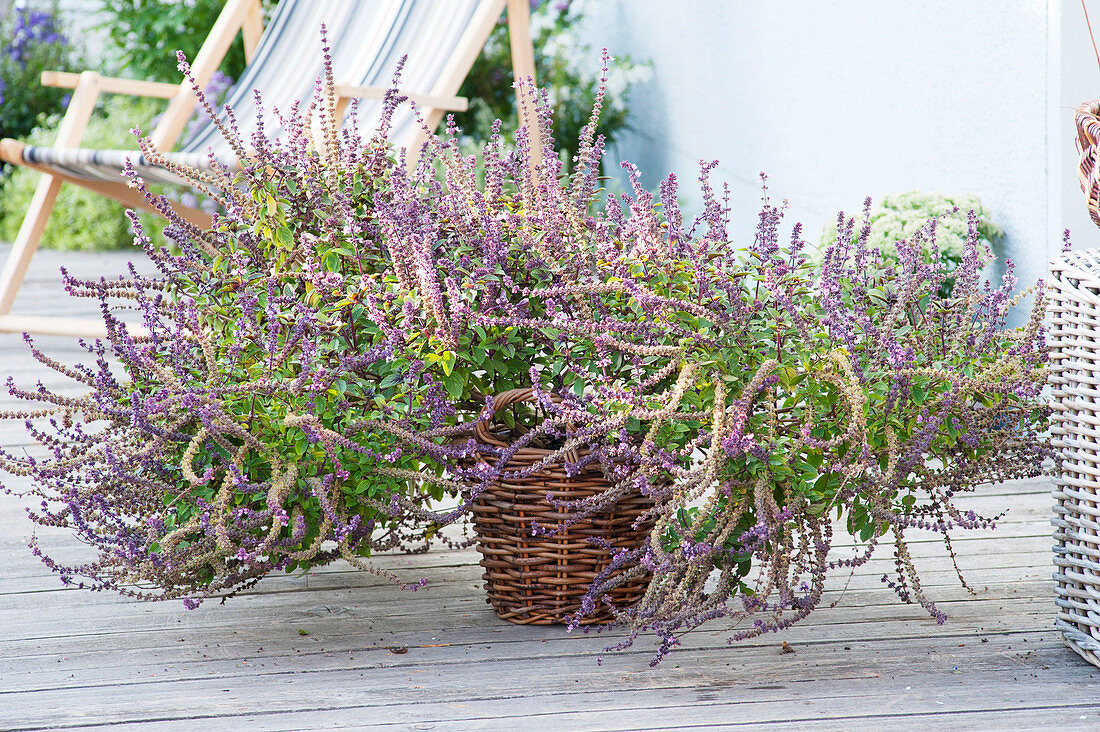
[0,0,540,337]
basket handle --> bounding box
[1076,100,1100,228]
[474,388,560,447]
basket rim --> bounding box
[1050,248,1100,291]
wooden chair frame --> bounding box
[0,0,540,338]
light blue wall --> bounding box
[583,0,1061,303]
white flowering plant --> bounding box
[820,191,1004,296]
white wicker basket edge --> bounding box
[1048,248,1100,670]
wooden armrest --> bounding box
[0,139,25,165]
[41,71,179,100]
[334,84,468,112]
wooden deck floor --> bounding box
[1,247,1098,731]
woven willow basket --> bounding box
[469,388,654,625]
[1049,248,1100,669]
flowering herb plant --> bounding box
[0,37,571,604]
[551,198,1050,662]
[0,42,1050,664]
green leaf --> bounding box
[442,370,465,399]
[275,226,294,250]
[440,350,456,377]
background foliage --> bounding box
[454,0,649,164]
[0,2,78,168]
[94,0,257,82]
[0,95,169,249]
[820,191,1004,264]
[819,191,1005,297]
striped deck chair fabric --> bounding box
[15,0,488,187]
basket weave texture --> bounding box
[1049,248,1100,669]
[1076,100,1100,229]
[470,388,654,625]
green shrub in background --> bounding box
[0,95,169,250]
[454,0,650,164]
[821,191,1004,263]
[95,0,257,82]
[0,2,79,170]
[0,0,240,252]
[820,191,1005,296]
[0,0,246,251]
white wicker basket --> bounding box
[1049,248,1100,669]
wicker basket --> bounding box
[469,388,654,625]
[1049,248,1100,669]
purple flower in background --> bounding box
[181,69,234,141]
[529,0,572,11]
[7,8,67,69]
[0,5,73,143]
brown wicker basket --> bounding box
[469,388,654,625]
[1075,100,1100,228]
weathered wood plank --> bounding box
[0,596,1060,670]
[0,620,1071,700]
[42,705,1100,732]
[0,547,1057,635]
[1,647,1095,730]
[0,553,1057,606]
